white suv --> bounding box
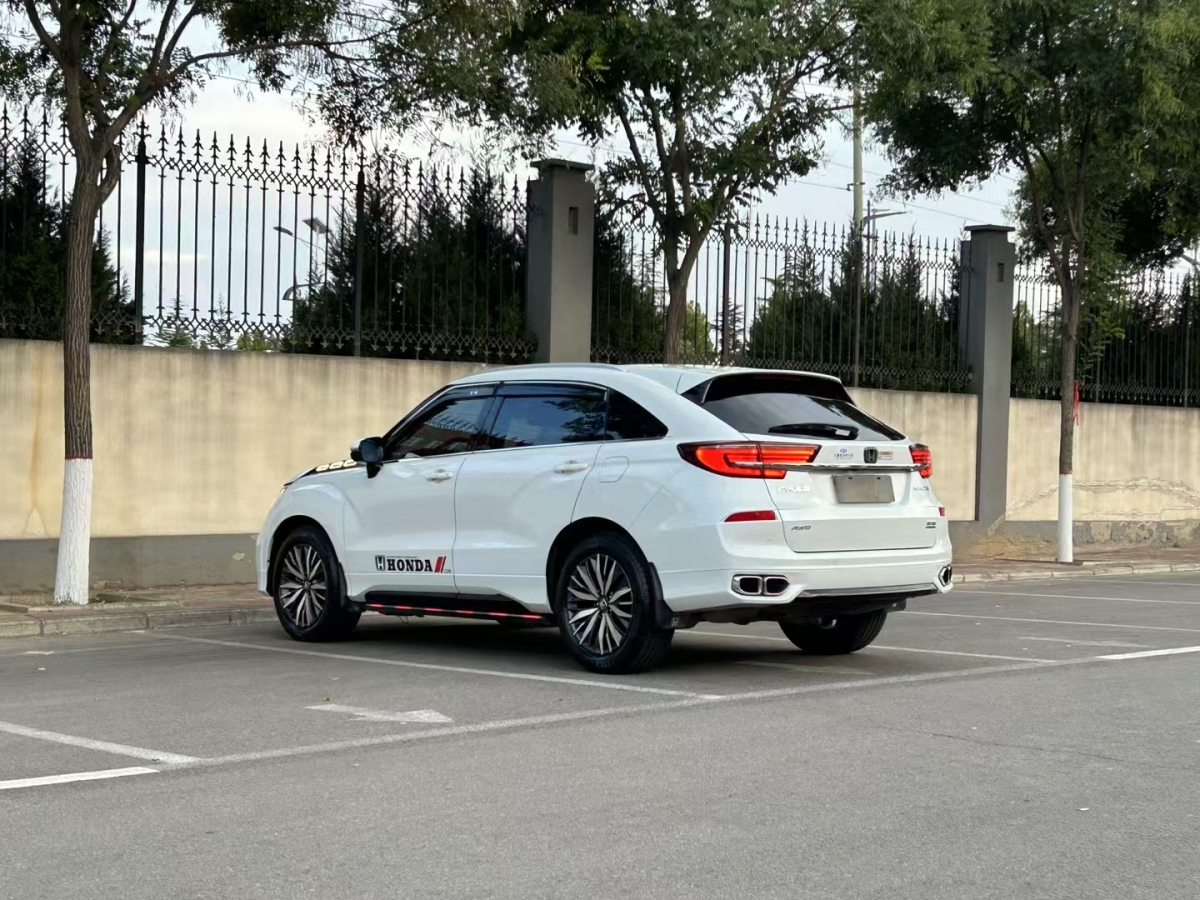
[257,365,953,673]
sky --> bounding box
[181,73,1017,245]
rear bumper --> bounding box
[654,544,953,616]
[658,591,917,628]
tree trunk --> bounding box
[662,233,684,363]
[1056,277,1081,564]
[664,268,688,364]
[662,234,705,364]
[54,172,100,604]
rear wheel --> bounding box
[779,610,887,655]
[272,525,360,642]
[554,533,673,674]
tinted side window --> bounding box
[485,394,606,449]
[386,396,492,460]
[605,391,667,440]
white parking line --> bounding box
[955,589,1200,606]
[1097,645,1200,661]
[307,705,453,724]
[0,724,199,763]
[190,658,1071,768]
[144,633,724,699]
[902,611,1200,634]
[1089,579,1200,588]
[736,660,872,675]
[0,767,158,792]
[0,721,199,765]
[9,637,1198,785]
[679,630,1050,662]
[1021,637,1150,648]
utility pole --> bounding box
[851,81,864,386]
[852,82,864,234]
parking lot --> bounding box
[3,572,1200,899]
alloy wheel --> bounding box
[279,544,327,629]
[565,553,633,655]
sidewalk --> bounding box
[4,547,1200,639]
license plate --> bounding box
[832,474,895,504]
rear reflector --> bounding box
[725,510,777,523]
[910,444,932,478]
[939,506,946,517]
[679,442,820,479]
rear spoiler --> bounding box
[681,372,853,406]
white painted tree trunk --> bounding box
[54,458,93,604]
[1057,472,1073,564]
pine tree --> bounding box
[0,142,131,342]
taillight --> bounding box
[725,510,777,523]
[910,444,932,478]
[678,442,820,479]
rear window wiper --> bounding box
[768,422,860,439]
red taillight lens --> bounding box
[679,442,819,479]
[910,444,932,479]
[725,510,778,523]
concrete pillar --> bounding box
[526,159,595,363]
[959,225,1017,527]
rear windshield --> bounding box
[685,374,904,442]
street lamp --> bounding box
[852,205,910,387]
[281,281,323,309]
[273,217,328,250]
[274,217,329,315]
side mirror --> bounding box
[351,437,384,477]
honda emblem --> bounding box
[864,448,878,464]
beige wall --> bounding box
[11,339,1198,539]
[0,340,488,538]
[1007,397,1200,521]
[853,388,977,521]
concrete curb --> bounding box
[952,562,1200,584]
[4,605,277,638]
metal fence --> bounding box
[0,105,534,361]
[592,203,971,392]
[1013,263,1197,406]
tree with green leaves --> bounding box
[0,140,131,341]
[491,0,860,363]
[862,0,1200,559]
[2,0,511,603]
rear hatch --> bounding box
[683,372,939,552]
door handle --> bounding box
[425,470,454,483]
[555,461,591,474]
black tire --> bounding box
[271,525,360,642]
[554,532,673,674]
[779,610,888,655]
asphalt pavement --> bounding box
[2,573,1199,899]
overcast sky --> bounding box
[178,72,1017,245]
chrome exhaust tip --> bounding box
[938,566,953,587]
[733,575,764,596]
[763,576,790,596]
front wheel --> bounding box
[779,610,887,655]
[272,525,360,642]
[554,533,673,674]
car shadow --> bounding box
[345,615,790,674]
